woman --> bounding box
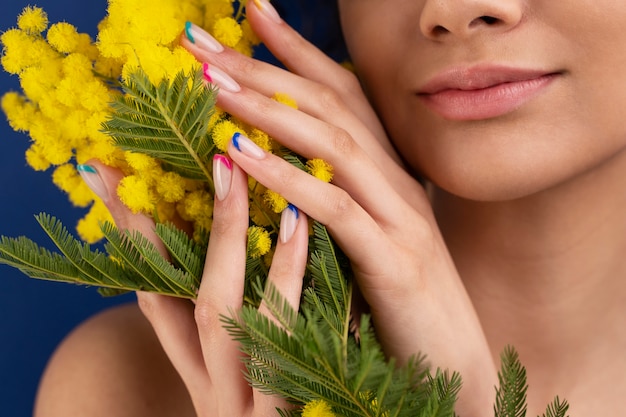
[34,0,626,415]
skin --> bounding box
[34,0,626,416]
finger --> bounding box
[194,157,251,415]
[181,13,400,164]
[226,133,397,271]
[253,205,309,412]
[212,86,428,224]
[136,292,215,412]
[79,160,167,251]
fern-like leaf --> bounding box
[102,67,217,186]
[538,397,569,417]
[494,346,528,417]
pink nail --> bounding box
[213,154,233,201]
[202,63,241,93]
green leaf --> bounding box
[537,397,569,417]
[494,346,528,417]
[102,67,217,186]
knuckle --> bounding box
[193,300,221,330]
[327,126,356,155]
[338,69,362,96]
[316,84,346,113]
[325,188,355,221]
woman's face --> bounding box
[338,0,626,201]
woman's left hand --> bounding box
[181,2,498,415]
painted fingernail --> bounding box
[185,22,224,53]
[252,0,282,24]
[202,63,241,93]
[232,132,266,160]
[212,154,233,201]
[77,164,109,201]
[280,204,299,244]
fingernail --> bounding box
[212,154,233,201]
[280,204,299,244]
[252,0,282,24]
[203,62,241,93]
[185,21,224,53]
[77,164,109,201]
[232,132,266,160]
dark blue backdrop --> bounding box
[0,1,344,415]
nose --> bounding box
[419,0,523,40]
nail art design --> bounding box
[77,164,109,201]
[202,62,241,93]
[280,204,299,244]
[232,132,266,159]
[212,154,233,201]
[185,21,224,53]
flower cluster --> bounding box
[1,1,333,258]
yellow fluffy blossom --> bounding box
[156,171,187,203]
[76,199,114,243]
[212,17,242,48]
[117,175,156,214]
[52,164,93,207]
[17,6,48,34]
[301,399,338,417]
[47,22,81,53]
[212,119,243,152]
[264,189,289,214]
[306,159,334,183]
[177,189,214,224]
[1,92,35,131]
[247,226,272,259]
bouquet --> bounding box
[0,1,569,416]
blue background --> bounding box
[0,1,344,415]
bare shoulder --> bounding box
[34,302,196,417]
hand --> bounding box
[92,159,310,416]
[183,2,498,414]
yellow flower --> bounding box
[307,159,334,183]
[247,226,272,259]
[76,199,113,243]
[212,17,243,48]
[1,92,35,132]
[301,399,338,417]
[125,152,159,172]
[156,171,187,203]
[211,119,243,152]
[117,175,156,214]
[17,6,48,34]
[47,22,81,54]
[25,143,51,171]
[177,189,214,222]
[264,189,289,214]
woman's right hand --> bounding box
[89,158,310,416]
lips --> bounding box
[417,66,560,121]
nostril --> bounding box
[432,25,450,36]
[478,16,499,25]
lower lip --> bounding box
[419,74,558,121]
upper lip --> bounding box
[418,65,560,95]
